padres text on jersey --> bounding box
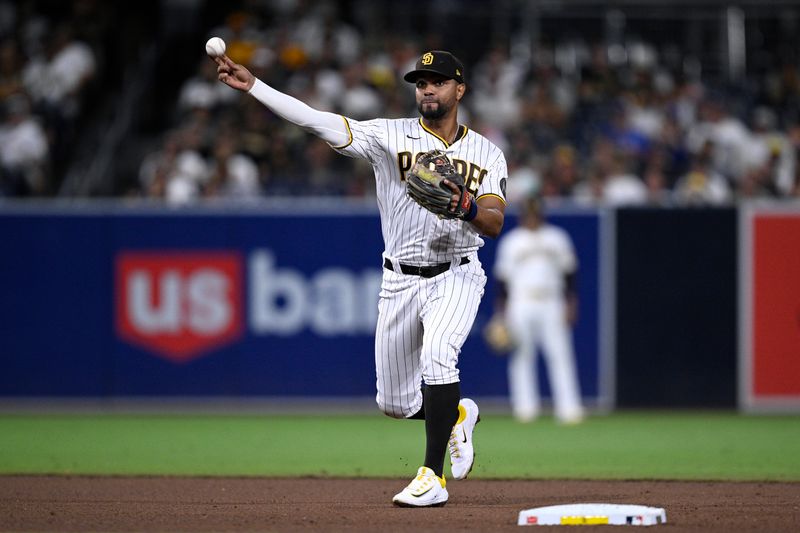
[333,117,508,264]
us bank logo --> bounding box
[115,251,245,363]
[115,249,382,363]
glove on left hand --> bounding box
[406,149,473,219]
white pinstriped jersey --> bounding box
[334,117,507,264]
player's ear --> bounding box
[456,82,466,101]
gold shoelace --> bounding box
[447,428,461,458]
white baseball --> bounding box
[205,37,226,57]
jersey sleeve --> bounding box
[330,117,385,164]
[556,228,578,273]
[493,233,513,281]
[476,150,508,205]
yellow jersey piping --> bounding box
[418,120,467,148]
[477,192,507,205]
[330,116,353,149]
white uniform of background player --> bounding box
[214,49,506,507]
[493,196,584,424]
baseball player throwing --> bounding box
[213,49,507,506]
[492,195,584,424]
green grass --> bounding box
[0,412,798,481]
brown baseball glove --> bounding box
[406,149,474,219]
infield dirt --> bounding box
[1,476,799,532]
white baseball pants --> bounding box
[506,298,584,423]
[375,254,486,419]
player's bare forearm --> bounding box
[469,197,505,238]
[441,179,505,237]
[566,294,579,326]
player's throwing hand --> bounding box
[214,55,255,92]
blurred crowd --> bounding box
[4,1,800,205]
[137,2,800,205]
[0,0,108,196]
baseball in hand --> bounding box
[205,37,226,57]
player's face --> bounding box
[415,75,463,120]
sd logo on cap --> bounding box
[404,50,465,84]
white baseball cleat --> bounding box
[557,411,586,426]
[392,466,448,507]
[448,398,480,480]
[514,409,539,424]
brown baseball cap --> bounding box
[404,50,465,84]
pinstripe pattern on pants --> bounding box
[375,254,486,418]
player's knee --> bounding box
[421,358,460,385]
[375,397,406,419]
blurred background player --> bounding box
[492,195,584,424]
